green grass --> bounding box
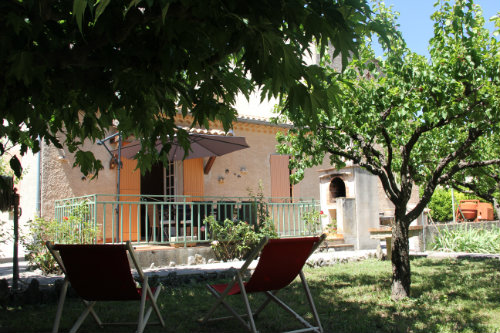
[431,225,500,254]
[1,258,499,333]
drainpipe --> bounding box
[97,132,122,242]
[35,142,41,217]
[12,191,19,290]
[115,134,122,241]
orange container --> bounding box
[477,202,494,221]
[457,200,479,221]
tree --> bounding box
[278,0,500,300]
[0,0,388,182]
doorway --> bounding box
[140,162,164,239]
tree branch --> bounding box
[326,146,360,164]
[326,139,401,202]
[400,102,482,183]
[320,123,402,201]
[437,157,500,185]
[451,178,499,203]
[361,160,401,202]
[456,159,500,170]
[411,127,484,221]
[348,132,384,167]
[377,124,400,197]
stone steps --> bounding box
[317,234,355,252]
[132,244,215,268]
[130,235,358,268]
[326,243,355,251]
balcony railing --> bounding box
[54,194,321,246]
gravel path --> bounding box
[1,249,497,287]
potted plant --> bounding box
[324,219,340,240]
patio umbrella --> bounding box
[117,132,250,161]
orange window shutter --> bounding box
[120,158,141,194]
[183,158,204,199]
[270,155,291,200]
[118,158,140,242]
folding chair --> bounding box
[46,241,165,333]
[199,235,326,333]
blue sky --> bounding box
[372,0,500,57]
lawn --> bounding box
[1,257,499,333]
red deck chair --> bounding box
[46,241,165,333]
[199,235,326,333]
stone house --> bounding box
[1,111,422,259]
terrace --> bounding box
[54,194,321,246]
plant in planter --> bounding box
[204,215,277,262]
[324,219,341,239]
[302,210,326,236]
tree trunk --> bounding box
[391,215,410,301]
[493,198,500,221]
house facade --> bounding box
[1,111,422,258]
[39,114,327,218]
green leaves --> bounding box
[73,151,103,178]
[8,52,34,85]
[279,0,500,221]
[94,0,111,23]
[1,0,385,180]
[73,0,88,32]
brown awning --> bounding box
[117,133,249,161]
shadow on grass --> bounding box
[1,258,498,333]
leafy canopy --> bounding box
[278,0,500,300]
[0,0,387,180]
[278,0,500,224]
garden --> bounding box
[1,257,499,333]
[5,198,498,333]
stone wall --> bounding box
[353,167,380,249]
[40,133,117,219]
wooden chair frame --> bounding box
[46,241,165,333]
[199,234,326,333]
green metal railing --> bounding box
[54,194,321,246]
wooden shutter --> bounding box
[270,155,291,201]
[118,158,140,242]
[183,158,204,199]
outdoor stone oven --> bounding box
[319,166,379,250]
[329,177,346,203]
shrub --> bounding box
[205,216,277,262]
[427,188,464,222]
[302,210,325,235]
[246,180,271,230]
[23,217,61,274]
[23,201,97,274]
[431,225,500,254]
